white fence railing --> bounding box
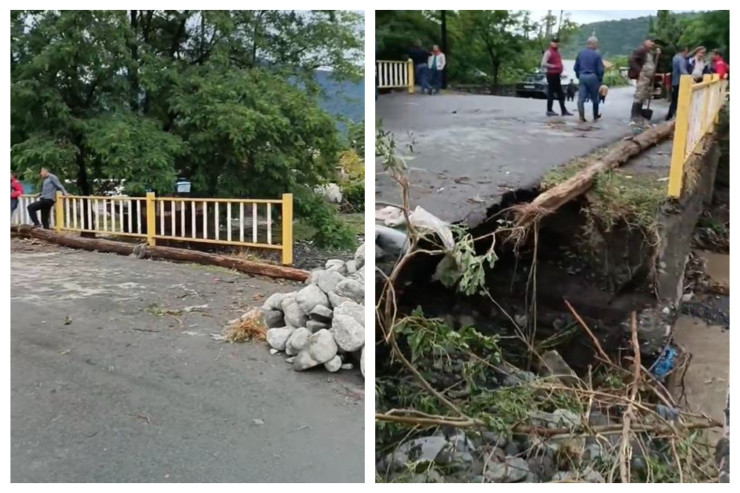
[376,59,414,92]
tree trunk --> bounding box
[492,60,501,88]
[129,10,140,112]
[514,121,677,229]
[74,144,96,237]
[13,226,309,282]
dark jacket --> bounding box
[574,48,605,82]
[629,46,648,79]
[408,47,430,66]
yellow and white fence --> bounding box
[12,192,294,265]
[376,59,414,93]
[668,74,728,198]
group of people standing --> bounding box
[665,45,729,120]
[546,33,728,127]
[10,168,68,229]
[408,41,446,95]
[543,35,607,123]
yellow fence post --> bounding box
[667,75,694,198]
[54,191,63,232]
[146,192,156,246]
[281,193,293,265]
[701,74,712,135]
[407,59,415,94]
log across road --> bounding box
[375,87,670,227]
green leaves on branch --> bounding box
[11,10,363,244]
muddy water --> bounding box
[672,251,729,443]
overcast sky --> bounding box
[530,10,695,25]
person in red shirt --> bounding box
[712,50,729,79]
[11,172,24,219]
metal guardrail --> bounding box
[668,74,728,198]
[376,59,414,93]
[12,192,294,265]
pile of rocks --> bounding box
[377,410,609,483]
[261,243,365,377]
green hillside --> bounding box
[561,12,701,58]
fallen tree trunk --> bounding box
[12,226,309,282]
[515,121,676,229]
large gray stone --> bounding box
[324,355,342,372]
[292,329,338,371]
[485,457,529,483]
[436,432,475,466]
[331,314,365,352]
[328,292,353,309]
[390,436,447,468]
[262,292,286,311]
[295,283,329,314]
[316,270,346,295]
[281,296,307,329]
[309,305,334,323]
[345,260,358,274]
[334,278,364,304]
[539,350,580,386]
[354,243,365,268]
[266,327,295,351]
[306,320,330,332]
[334,300,364,327]
[325,259,347,275]
[350,265,365,284]
[504,457,529,482]
[261,309,285,329]
[552,468,604,483]
[307,269,322,285]
[286,327,312,355]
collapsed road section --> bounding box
[375,97,729,482]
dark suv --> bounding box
[516,72,566,99]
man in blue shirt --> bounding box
[574,36,605,122]
[666,46,689,121]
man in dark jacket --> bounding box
[408,40,431,94]
[666,46,689,120]
[541,36,573,117]
[574,36,605,122]
[629,37,661,124]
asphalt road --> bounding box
[376,87,669,226]
[11,241,364,483]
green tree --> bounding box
[680,10,730,60]
[12,10,363,247]
[459,10,523,88]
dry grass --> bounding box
[223,308,267,343]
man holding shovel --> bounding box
[629,36,661,127]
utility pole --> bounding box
[440,10,448,89]
[558,10,564,36]
[545,10,552,39]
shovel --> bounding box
[641,97,654,121]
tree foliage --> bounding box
[375,10,578,87]
[11,10,363,202]
[561,10,728,62]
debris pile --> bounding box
[257,243,365,377]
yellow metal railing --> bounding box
[13,192,294,265]
[668,74,728,198]
[376,59,414,93]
